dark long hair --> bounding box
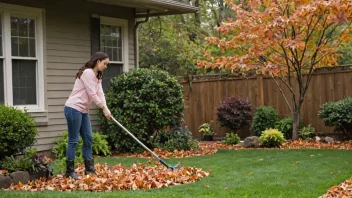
[76,52,109,80]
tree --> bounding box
[198,0,352,140]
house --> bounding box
[0,0,198,151]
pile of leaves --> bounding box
[281,140,352,150]
[320,177,352,198]
[5,161,210,192]
[113,146,218,159]
[198,140,352,150]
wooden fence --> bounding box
[179,66,352,139]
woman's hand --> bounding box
[102,106,112,120]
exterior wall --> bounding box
[0,0,136,151]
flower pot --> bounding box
[203,135,213,141]
[29,170,50,181]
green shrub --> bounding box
[100,68,185,153]
[250,106,280,136]
[275,117,303,139]
[0,105,38,160]
[52,131,111,160]
[319,97,352,139]
[198,122,215,136]
[154,127,198,151]
[259,128,285,148]
[216,97,252,131]
[222,133,240,145]
[299,125,316,140]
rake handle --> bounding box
[110,116,166,165]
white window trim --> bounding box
[0,3,45,112]
[100,16,129,72]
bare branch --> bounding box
[272,75,293,114]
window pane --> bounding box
[11,37,19,56]
[106,47,113,60]
[102,64,123,91]
[18,18,28,37]
[12,60,37,105]
[29,20,35,37]
[29,38,36,57]
[11,17,35,57]
[11,18,19,36]
[0,60,4,104]
[19,38,29,57]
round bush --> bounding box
[216,97,252,131]
[319,97,352,139]
[0,105,38,159]
[100,68,184,153]
[259,128,285,148]
[154,126,198,151]
[250,106,280,136]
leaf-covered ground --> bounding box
[320,177,352,198]
[4,161,209,192]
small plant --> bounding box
[251,106,280,136]
[52,131,111,161]
[259,128,285,148]
[198,123,215,136]
[154,127,198,151]
[299,125,316,140]
[216,97,252,131]
[31,154,53,178]
[222,133,240,145]
[0,155,31,173]
[0,105,38,160]
[92,132,112,156]
[275,117,303,139]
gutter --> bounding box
[134,9,150,69]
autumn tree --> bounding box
[198,0,352,139]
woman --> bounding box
[64,52,112,179]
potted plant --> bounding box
[29,154,53,181]
[199,122,215,141]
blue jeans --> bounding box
[64,106,93,161]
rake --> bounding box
[111,116,180,170]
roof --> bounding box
[87,0,199,18]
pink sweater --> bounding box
[65,69,106,113]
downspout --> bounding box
[134,10,150,69]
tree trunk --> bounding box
[292,109,300,140]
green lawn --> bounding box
[1,149,352,198]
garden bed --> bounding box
[112,140,352,159]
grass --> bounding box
[1,149,352,198]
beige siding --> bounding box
[3,0,136,151]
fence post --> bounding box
[257,75,264,106]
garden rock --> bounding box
[315,136,321,142]
[325,137,334,143]
[244,136,260,148]
[10,171,30,184]
[0,175,13,189]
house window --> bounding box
[99,17,128,91]
[0,3,44,111]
